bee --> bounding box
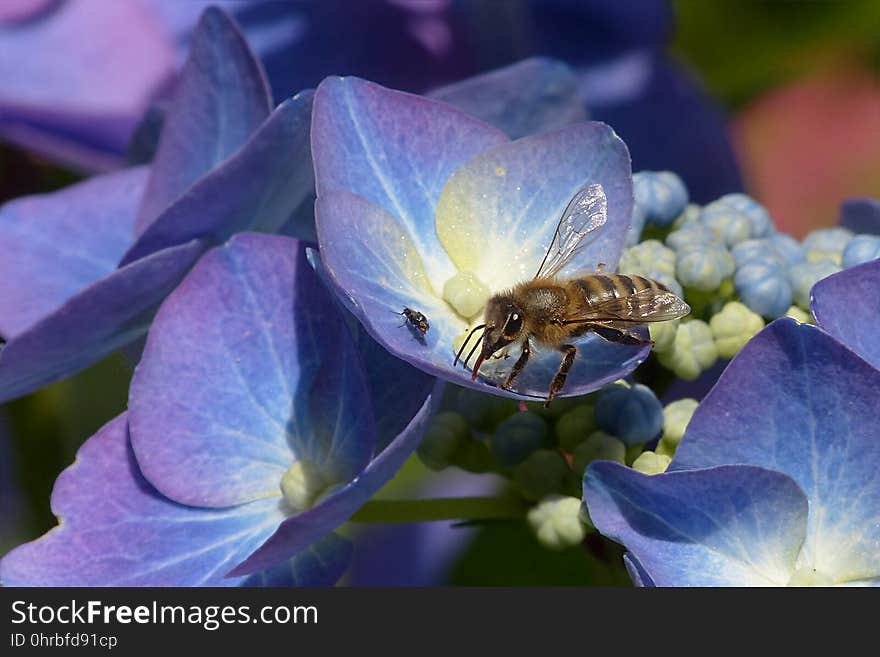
[454,183,690,406]
[397,307,430,338]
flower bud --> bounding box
[633,171,689,226]
[656,398,698,457]
[554,403,597,452]
[571,431,626,475]
[700,198,753,247]
[417,412,471,470]
[513,449,570,501]
[527,496,588,550]
[595,383,663,446]
[842,234,880,268]
[676,242,734,291]
[733,260,792,318]
[789,260,841,309]
[490,411,549,467]
[720,194,774,238]
[784,305,813,324]
[768,233,805,266]
[649,318,680,353]
[666,223,716,251]
[709,301,765,359]
[657,320,718,380]
[803,227,853,266]
[617,239,677,278]
[632,451,672,475]
[456,387,517,433]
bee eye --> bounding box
[505,312,523,337]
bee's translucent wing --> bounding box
[563,287,691,324]
[534,183,608,280]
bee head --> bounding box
[471,295,525,380]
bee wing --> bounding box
[563,287,691,324]
[534,183,608,280]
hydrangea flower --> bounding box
[584,319,880,586]
[0,233,439,585]
[0,9,314,403]
[313,76,652,401]
[838,197,880,235]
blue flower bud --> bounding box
[731,238,787,269]
[665,223,717,251]
[700,197,754,247]
[675,242,734,291]
[789,260,841,308]
[633,171,689,226]
[842,234,880,268]
[803,227,853,266]
[733,260,792,318]
[617,239,677,278]
[768,233,805,266]
[671,203,702,230]
[719,193,774,238]
[646,270,683,298]
[490,411,549,467]
[594,383,664,446]
[625,203,647,246]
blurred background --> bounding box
[1,0,878,584]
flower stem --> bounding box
[349,496,528,523]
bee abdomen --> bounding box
[573,274,665,302]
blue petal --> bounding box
[243,533,352,587]
[0,166,148,337]
[227,381,442,577]
[428,57,586,139]
[121,92,314,265]
[623,552,654,587]
[839,198,880,235]
[0,240,204,403]
[136,7,272,234]
[811,259,880,370]
[311,75,508,284]
[672,319,880,582]
[317,192,649,401]
[584,462,809,586]
[0,415,284,587]
[129,233,375,508]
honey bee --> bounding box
[454,183,690,406]
[397,307,430,338]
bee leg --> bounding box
[591,325,653,346]
[546,344,577,408]
[501,340,531,391]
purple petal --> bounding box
[227,380,441,577]
[0,415,281,587]
[311,75,508,284]
[622,553,654,587]
[839,198,880,235]
[317,191,648,401]
[121,92,313,265]
[584,462,808,586]
[671,319,880,583]
[241,533,352,587]
[811,259,880,370]
[428,57,586,139]
[136,7,272,234]
[0,240,204,403]
[129,233,375,508]
[0,167,147,337]
[0,0,175,170]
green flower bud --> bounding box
[617,239,677,278]
[490,411,549,466]
[456,387,517,433]
[513,449,570,501]
[527,495,588,550]
[416,412,471,471]
[571,431,626,475]
[657,320,718,380]
[625,443,646,466]
[632,451,672,475]
[785,305,813,324]
[451,438,492,473]
[555,403,597,452]
[656,398,698,457]
[649,318,680,353]
[709,301,765,359]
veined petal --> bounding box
[121,92,314,265]
[584,462,809,587]
[228,380,442,577]
[317,191,648,400]
[312,75,508,286]
[0,415,283,587]
[435,121,633,291]
[0,166,148,338]
[129,233,375,508]
[623,553,654,587]
[672,319,880,583]
[242,533,352,587]
[429,57,586,139]
[136,7,272,234]
[0,240,204,403]
[811,259,880,371]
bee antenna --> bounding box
[463,331,486,370]
[454,324,485,367]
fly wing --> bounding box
[534,183,607,280]
[562,287,691,324]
